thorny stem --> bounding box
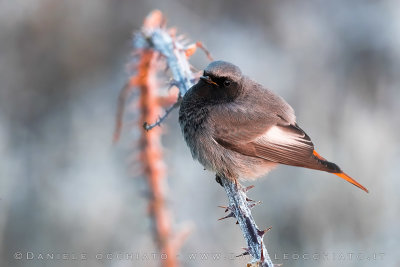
[115,10,192,267]
[219,176,273,267]
[128,9,275,267]
[136,49,179,267]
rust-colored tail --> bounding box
[312,150,368,193]
[332,172,369,193]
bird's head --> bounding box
[197,61,243,103]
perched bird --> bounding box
[179,61,368,193]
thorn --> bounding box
[184,43,197,58]
[195,41,213,61]
[260,240,265,262]
[143,100,180,131]
[215,175,223,187]
[236,220,239,225]
[169,81,179,88]
[218,212,235,221]
[246,197,255,202]
[257,226,272,237]
[242,185,255,192]
[248,201,262,209]
[217,205,230,213]
[236,251,249,257]
[236,247,250,257]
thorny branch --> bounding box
[144,98,182,131]
[219,176,274,266]
[114,10,192,267]
[118,9,275,267]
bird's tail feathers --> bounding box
[312,150,369,193]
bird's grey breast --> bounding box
[178,94,210,160]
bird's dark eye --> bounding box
[223,80,231,87]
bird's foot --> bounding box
[215,175,223,187]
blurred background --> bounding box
[1,0,399,266]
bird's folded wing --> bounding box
[214,123,317,168]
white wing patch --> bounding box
[259,125,307,147]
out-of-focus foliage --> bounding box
[0,1,399,267]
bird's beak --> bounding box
[200,75,218,86]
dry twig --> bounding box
[114,10,193,267]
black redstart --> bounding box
[179,60,368,192]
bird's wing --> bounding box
[214,118,317,168]
[214,121,369,192]
[210,82,317,168]
[250,123,316,167]
[210,92,369,192]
